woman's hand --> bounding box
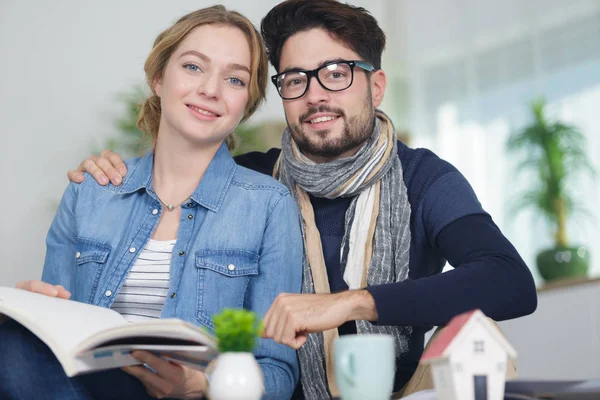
[15,280,71,299]
[122,351,208,399]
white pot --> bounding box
[207,352,264,400]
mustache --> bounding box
[299,105,345,122]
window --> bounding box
[474,340,485,353]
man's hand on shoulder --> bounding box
[67,149,127,186]
[262,290,378,349]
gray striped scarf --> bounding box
[274,110,413,399]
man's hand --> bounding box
[122,351,207,399]
[67,149,127,186]
[16,280,71,299]
[262,290,378,349]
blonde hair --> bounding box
[137,5,268,150]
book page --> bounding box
[0,287,127,359]
[75,318,217,354]
[72,344,217,376]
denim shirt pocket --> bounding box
[195,249,259,333]
[75,237,111,304]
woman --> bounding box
[0,5,302,400]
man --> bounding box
[68,1,537,399]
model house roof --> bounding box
[421,309,517,361]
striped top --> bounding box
[111,238,175,322]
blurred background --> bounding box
[1,0,599,383]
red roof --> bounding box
[421,309,479,361]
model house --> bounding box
[421,309,517,400]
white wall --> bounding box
[0,0,388,286]
[499,281,600,380]
[423,281,600,380]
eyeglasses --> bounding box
[271,60,375,100]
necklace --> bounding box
[155,193,193,212]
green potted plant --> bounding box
[507,98,596,282]
[101,85,151,158]
[208,308,264,400]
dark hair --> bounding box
[261,0,386,72]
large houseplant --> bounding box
[507,98,596,282]
[101,85,151,158]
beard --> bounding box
[286,93,376,160]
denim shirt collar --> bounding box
[117,142,236,212]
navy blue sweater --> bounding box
[235,141,537,394]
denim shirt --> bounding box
[42,143,303,400]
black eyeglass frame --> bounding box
[270,60,376,100]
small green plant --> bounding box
[212,308,263,353]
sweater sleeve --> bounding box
[366,172,537,327]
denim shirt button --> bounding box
[152,209,159,215]
[75,251,81,259]
[129,247,136,253]
[104,290,112,297]
[228,264,235,271]
[179,251,185,256]
[170,292,177,299]
[187,214,194,220]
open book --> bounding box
[0,287,218,377]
